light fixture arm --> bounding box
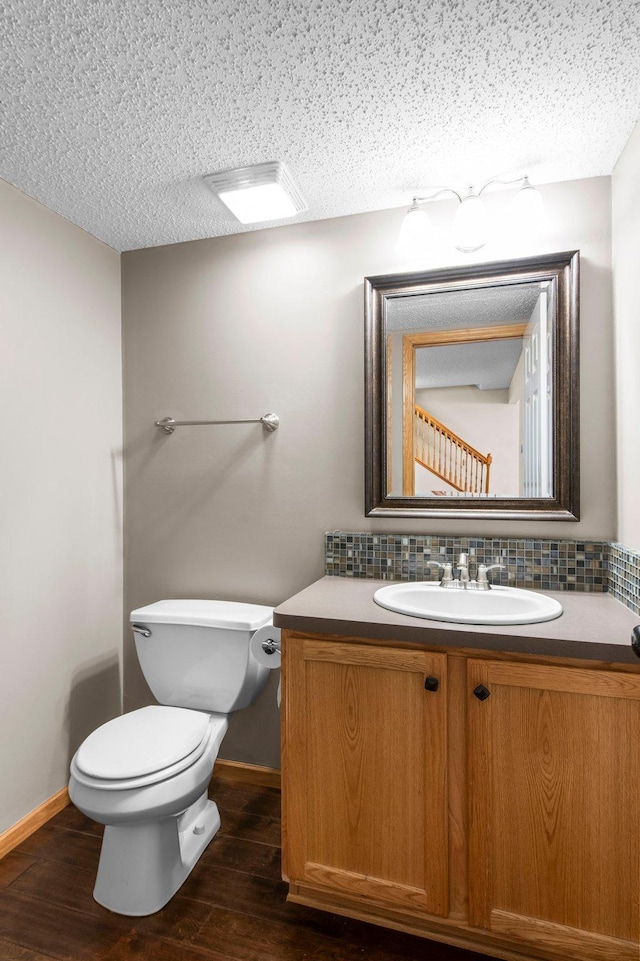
[477,174,531,196]
[412,187,464,206]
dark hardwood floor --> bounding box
[0,778,496,961]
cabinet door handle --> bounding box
[424,676,439,692]
[473,684,491,701]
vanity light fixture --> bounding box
[397,175,544,258]
[203,161,308,224]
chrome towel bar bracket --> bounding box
[155,413,279,434]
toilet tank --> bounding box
[129,599,274,713]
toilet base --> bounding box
[93,790,220,915]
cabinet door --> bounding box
[467,658,640,961]
[283,636,448,917]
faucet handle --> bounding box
[441,562,454,585]
[477,563,506,589]
[425,561,454,585]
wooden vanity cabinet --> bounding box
[282,630,640,961]
[467,657,640,961]
[282,635,449,917]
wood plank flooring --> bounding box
[0,778,498,961]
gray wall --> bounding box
[122,175,614,768]
[612,117,640,551]
[0,178,123,831]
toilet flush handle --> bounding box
[131,624,152,638]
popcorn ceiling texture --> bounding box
[1,0,639,251]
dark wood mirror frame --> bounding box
[364,250,580,520]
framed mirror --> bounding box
[364,251,579,520]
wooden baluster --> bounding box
[431,422,435,474]
[443,434,448,483]
[421,417,430,464]
[485,454,492,494]
[424,415,428,468]
[430,421,435,472]
[426,416,430,468]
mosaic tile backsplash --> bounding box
[325,532,611,594]
[609,542,640,616]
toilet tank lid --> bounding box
[130,599,273,631]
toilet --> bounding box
[68,598,275,916]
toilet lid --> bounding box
[75,706,211,780]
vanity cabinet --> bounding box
[282,631,640,961]
[282,636,449,917]
[467,657,640,961]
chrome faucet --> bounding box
[457,553,470,587]
[427,556,506,589]
[456,554,507,590]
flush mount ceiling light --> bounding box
[203,161,308,225]
[397,175,544,259]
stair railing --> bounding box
[414,404,492,494]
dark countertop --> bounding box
[274,576,640,665]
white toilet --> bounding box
[68,598,275,916]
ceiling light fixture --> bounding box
[397,175,544,259]
[204,161,308,225]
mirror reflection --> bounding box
[387,281,553,499]
[364,252,579,520]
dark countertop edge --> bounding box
[274,577,640,667]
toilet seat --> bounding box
[71,706,225,791]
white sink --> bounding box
[373,582,563,625]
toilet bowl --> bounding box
[69,599,277,916]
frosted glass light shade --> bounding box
[204,162,307,224]
[452,193,488,252]
[396,204,433,261]
[510,180,545,225]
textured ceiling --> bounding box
[415,339,524,391]
[2,0,639,252]
[388,282,541,389]
[386,281,542,332]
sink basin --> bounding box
[373,582,563,625]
